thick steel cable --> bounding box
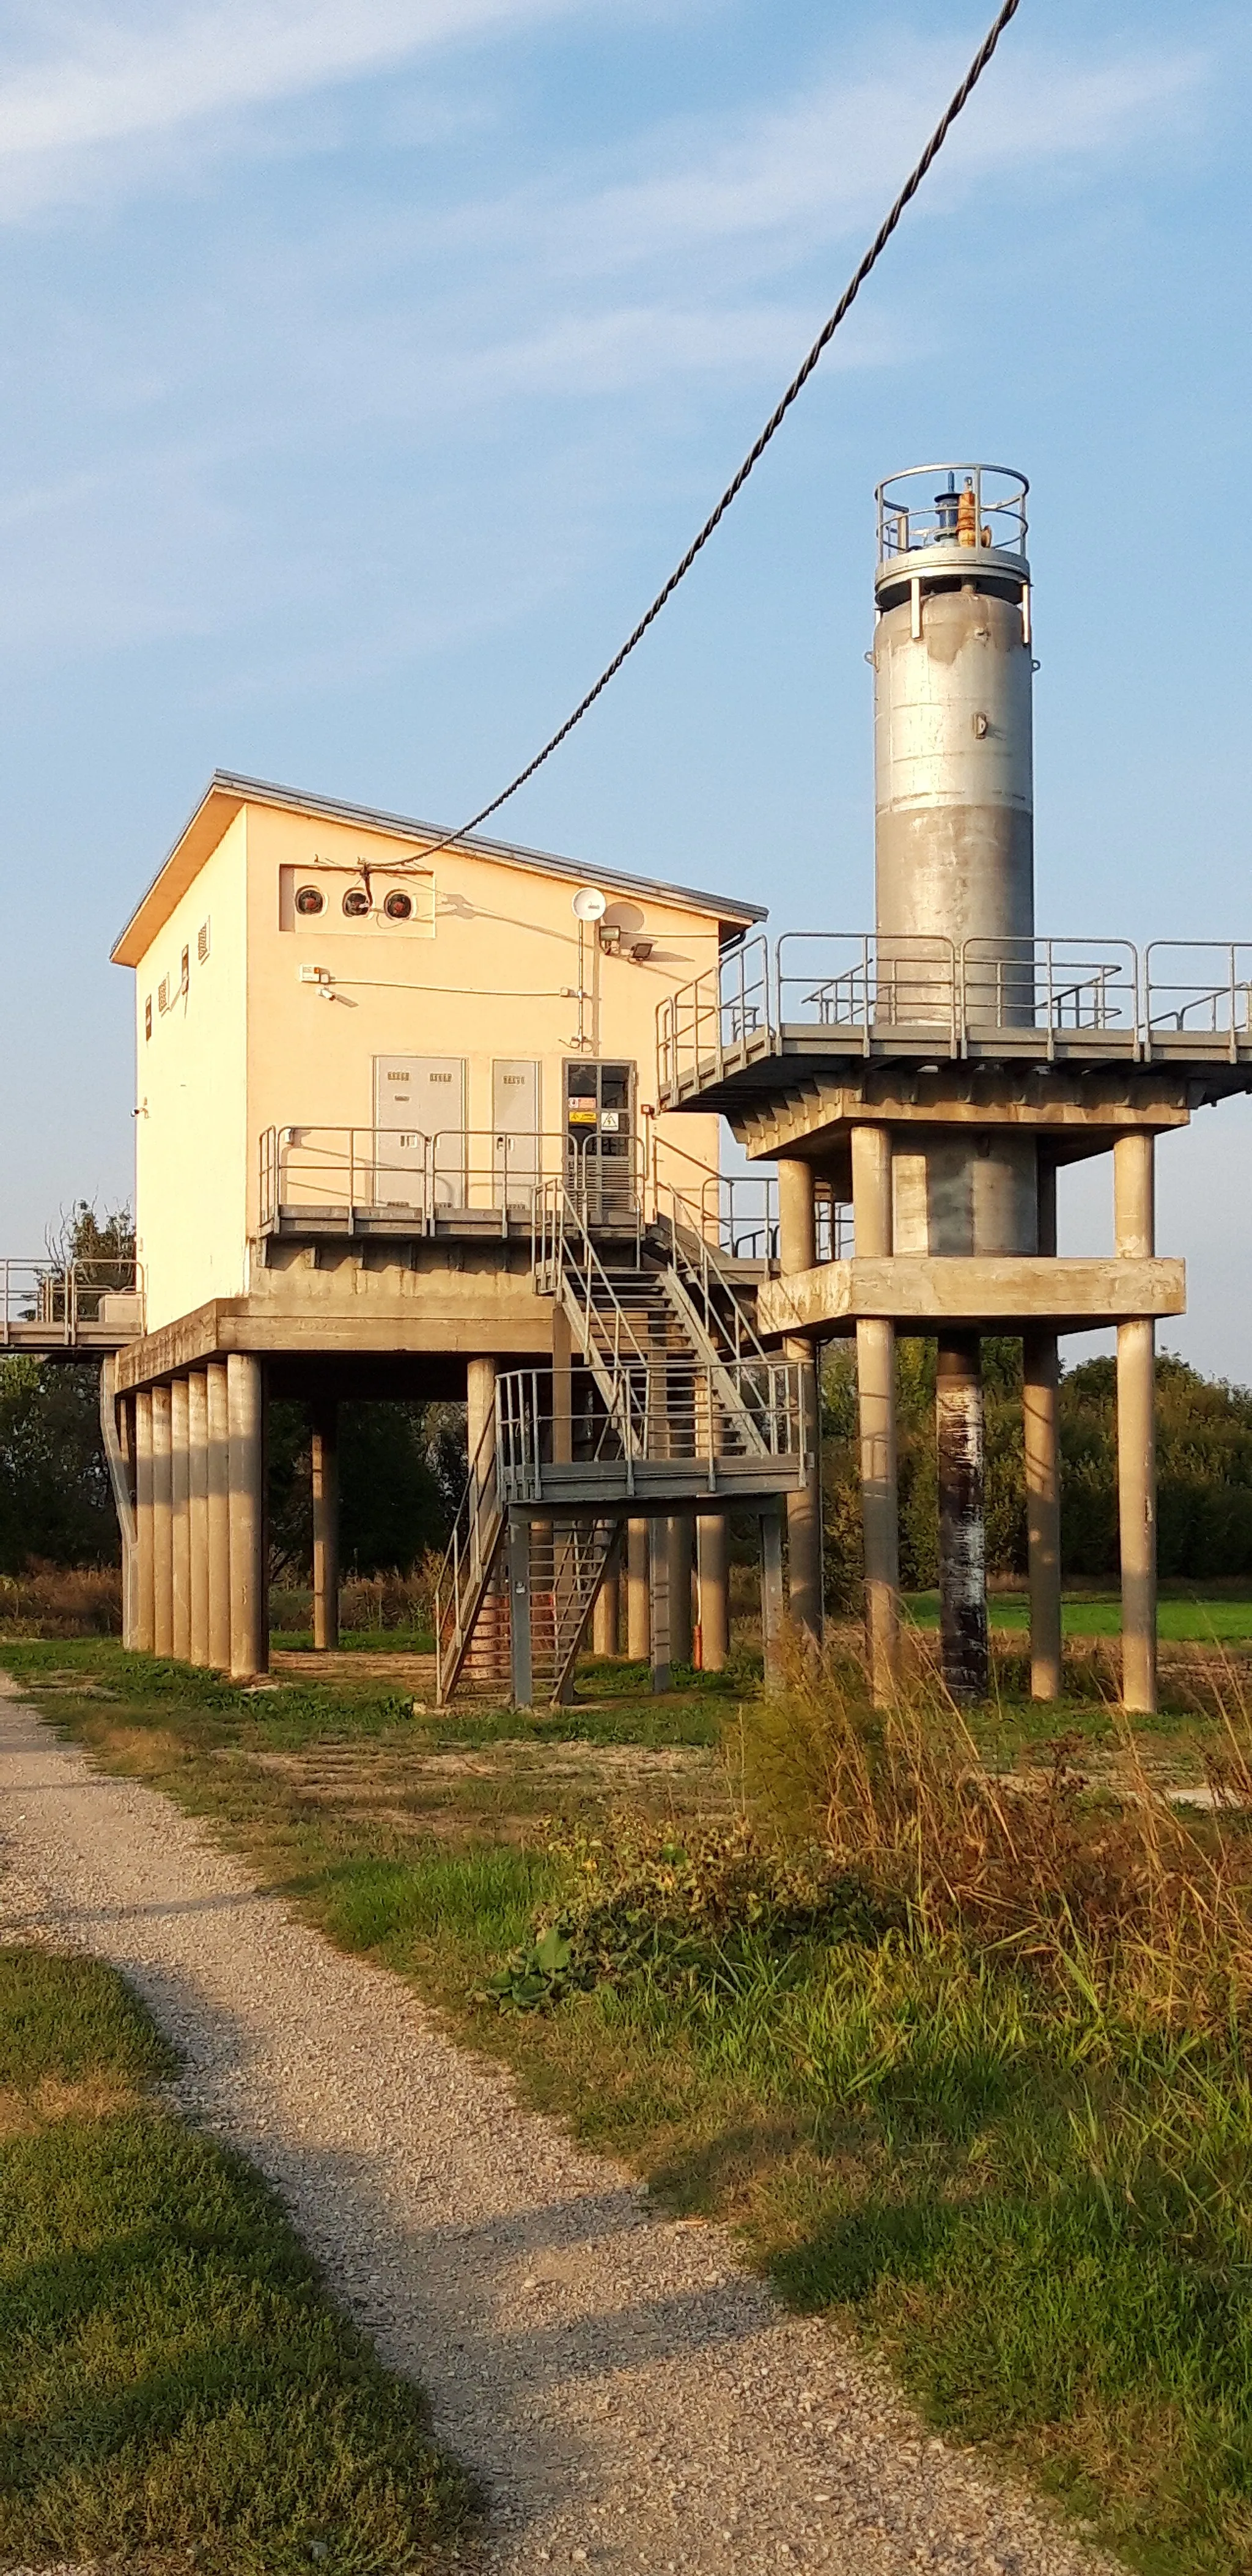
[409,0,1023,864]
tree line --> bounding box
[822,1341,1252,1599]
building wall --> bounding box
[134,795,724,1332]
[134,810,249,1327]
[240,802,721,1235]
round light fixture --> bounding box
[295,884,324,917]
[572,885,607,923]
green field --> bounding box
[904,1591,1252,1642]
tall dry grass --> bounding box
[0,1564,120,1638]
[733,1634,1252,2032]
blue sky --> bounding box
[1,0,1249,1369]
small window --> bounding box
[180,944,190,995]
[383,888,413,921]
[295,884,324,917]
[144,995,153,1041]
[158,975,170,1014]
[197,918,211,963]
[342,885,370,917]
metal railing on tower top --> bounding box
[657,934,1252,1099]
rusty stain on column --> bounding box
[777,1157,823,1643]
[188,1369,210,1665]
[851,1124,899,1698]
[1115,1130,1157,1716]
[936,1333,989,1700]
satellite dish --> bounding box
[572,886,607,923]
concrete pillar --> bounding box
[206,1360,231,1671]
[696,1512,730,1671]
[592,1538,620,1656]
[1023,1332,1062,1702]
[466,1356,498,1496]
[1023,1157,1061,1701]
[777,1157,823,1643]
[851,1124,899,1698]
[936,1333,988,1700]
[151,1384,173,1657]
[649,1518,671,1693]
[760,1504,786,1688]
[134,1389,155,1653]
[311,1393,340,1651]
[627,1518,650,1660]
[170,1376,191,1663]
[188,1370,210,1666]
[1115,1131,1157,1715]
[666,1513,694,1665]
[98,1359,138,1648]
[550,1307,573,1466]
[227,1352,267,1680]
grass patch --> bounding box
[0,1947,468,2572]
[904,1589,1252,1642]
[15,1629,1252,2570]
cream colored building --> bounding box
[108,772,779,1686]
[114,773,746,1334]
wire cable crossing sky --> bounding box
[405,0,1025,869]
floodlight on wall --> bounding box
[299,964,333,987]
[571,886,607,923]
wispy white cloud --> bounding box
[0,0,609,214]
[457,42,1209,282]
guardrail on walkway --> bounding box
[658,934,1252,1094]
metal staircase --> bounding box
[434,1183,806,1708]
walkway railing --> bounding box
[658,934,1252,1094]
[259,1127,647,1236]
[493,1359,805,1506]
[1,1257,144,1348]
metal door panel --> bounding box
[492,1060,540,1208]
[373,1057,465,1207]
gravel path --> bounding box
[0,1677,1116,2575]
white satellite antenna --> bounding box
[571,886,607,923]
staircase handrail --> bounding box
[651,1181,771,1368]
[434,1401,506,1696]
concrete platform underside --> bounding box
[760,1254,1185,1337]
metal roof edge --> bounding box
[111,768,767,965]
